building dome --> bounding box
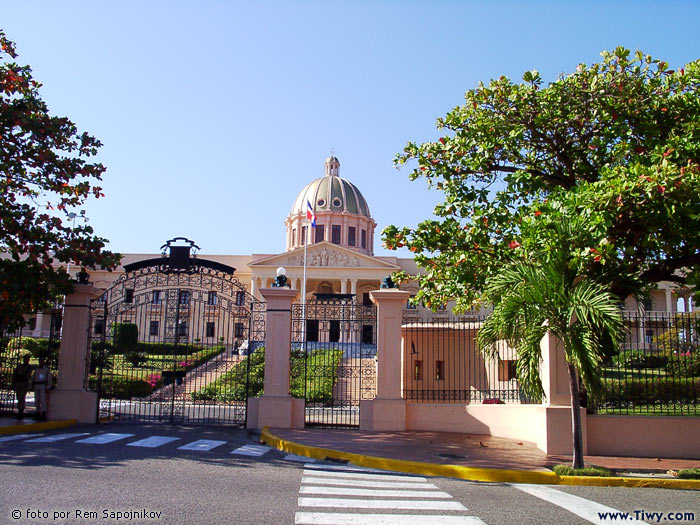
[285,156,376,255]
[290,157,371,218]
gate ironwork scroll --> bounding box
[291,298,376,428]
[88,238,265,426]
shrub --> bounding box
[112,323,143,366]
[665,353,700,377]
[677,468,700,480]
[612,350,668,369]
[599,377,700,407]
[88,375,152,399]
[552,465,612,477]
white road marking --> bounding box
[301,477,439,489]
[178,439,227,451]
[511,484,648,524]
[302,470,428,482]
[126,436,180,448]
[286,454,317,462]
[0,434,44,442]
[24,433,90,443]
[231,444,272,457]
[295,513,486,524]
[75,433,135,444]
[299,486,452,498]
[304,463,387,474]
[298,498,468,511]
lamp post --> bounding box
[66,210,88,279]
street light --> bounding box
[66,210,88,279]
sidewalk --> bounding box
[265,428,700,475]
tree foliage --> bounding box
[0,30,120,329]
[383,47,700,309]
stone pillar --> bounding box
[247,287,305,430]
[665,288,674,313]
[540,333,571,406]
[340,279,347,294]
[350,279,357,297]
[360,288,410,431]
[49,284,103,423]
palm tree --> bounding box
[477,239,625,469]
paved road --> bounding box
[0,423,697,524]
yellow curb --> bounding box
[0,419,77,435]
[261,427,700,490]
[261,427,558,485]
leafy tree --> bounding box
[0,30,120,330]
[383,47,700,310]
[477,218,625,468]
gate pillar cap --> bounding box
[259,288,299,301]
[369,289,410,305]
[66,283,105,305]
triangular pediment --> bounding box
[250,242,399,269]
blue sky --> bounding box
[3,1,700,257]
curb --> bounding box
[0,419,77,435]
[261,427,700,490]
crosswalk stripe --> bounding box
[301,477,439,490]
[75,433,135,444]
[178,439,227,451]
[24,433,90,443]
[0,433,44,442]
[303,463,389,474]
[231,444,271,457]
[298,498,468,511]
[126,436,180,448]
[302,470,428,482]
[286,454,317,462]
[295,513,486,525]
[299,486,452,498]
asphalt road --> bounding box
[0,422,697,525]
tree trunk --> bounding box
[566,361,585,469]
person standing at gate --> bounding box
[31,357,53,420]
[11,354,33,419]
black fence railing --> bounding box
[402,315,536,404]
[593,312,699,416]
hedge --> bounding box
[612,350,668,369]
[192,347,344,404]
[665,353,700,377]
[87,375,153,399]
[599,377,700,407]
[91,340,211,356]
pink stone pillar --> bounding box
[49,284,104,423]
[539,332,572,406]
[247,287,305,430]
[360,288,410,431]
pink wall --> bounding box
[587,415,700,459]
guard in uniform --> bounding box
[12,354,33,419]
[31,357,53,420]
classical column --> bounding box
[360,288,410,431]
[350,279,357,298]
[250,277,256,300]
[247,287,304,429]
[340,279,347,294]
[665,289,674,313]
[49,284,104,423]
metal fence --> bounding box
[402,314,535,404]
[592,312,699,416]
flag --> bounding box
[306,200,316,227]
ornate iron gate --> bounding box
[291,298,376,428]
[90,239,265,426]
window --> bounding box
[27,317,37,331]
[348,226,356,246]
[498,359,517,381]
[179,290,190,305]
[362,292,372,306]
[315,224,325,243]
[645,329,654,345]
[207,291,217,306]
[125,289,134,304]
[301,226,307,245]
[362,324,373,344]
[94,319,104,335]
[149,321,159,337]
[406,296,417,309]
[361,229,367,249]
[642,297,653,311]
[435,360,444,381]
[235,322,245,338]
[177,321,188,337]
[329,320,340,343]
[235,290,246,306]
[206,322,216,338]
[292,228,296,247]
[413,360,423,381]
[151,290,161,304]
[96,293,106,303]
[306,320,319,342]
[331,225,341,244]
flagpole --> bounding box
[302,217,308,312]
